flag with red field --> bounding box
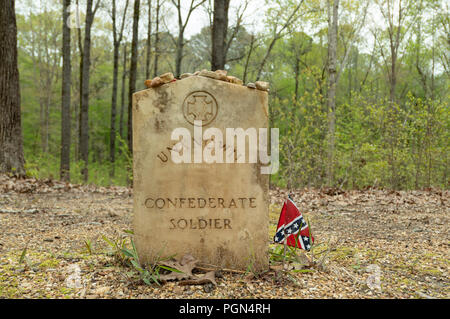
[273,196,314,250]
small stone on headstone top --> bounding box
[226,76,243,86]
[199,70,221,80]
[255,81,269,91]
[214,70,228,81]
[215,69,227,76]
[247,83,256,89]
[150,77,163,87]
[160,72,175,84]
[180,73,193,79]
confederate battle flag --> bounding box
[273,196,314,250]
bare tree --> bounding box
[26,4,60,154]
[255,0,304,81]
[325,0,368,186]
[110,0,130,178]
[375,0,418,103]
[242,33,256,83]
[171,0,206,77]
[374,0,420,189]
[120,43,128,142]
[128,0,141,154]
[0,0,25,175]
[153,0,162,77]
[146,0,152,79]
[413,0,430,97]
[79,0,101,182]
[75,0,83,161]
[279,30,312,101]
[335,3,369,84]
[326,0,339,186]
[224,0,249,64]
[61,0,72,181]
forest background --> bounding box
[13,0,449,190]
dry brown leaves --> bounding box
[0,174,448,299]
[0,174,130,196]
[159,254,217,286]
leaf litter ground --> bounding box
[0,175,448,299]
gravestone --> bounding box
[132,75,269,270]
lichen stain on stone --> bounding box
[154,117,166,132]
[153,86,171,113]
[134,93,143,104]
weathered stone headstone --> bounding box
[132,75,269,270]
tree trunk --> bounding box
[175,31,184,77]
[173,0,205,77]
[348,51,352,101]
[255,0,304,81]
[110,0,119,178]
[61,0,72,181]
[76,0,83,162]
[326,0,339,187]
[39,98,47,153]
[211,0,230,70]
[109,0,130,177]
[79,0,97,182]
[0,0,25,175]
[146,0,152,79]
[153,0,160,77]
[120,43,127,141]
[242,34,255,83]
[128,0,141,155]
[389,55,397,104]
[255,33,278,82]
[294,57,300,101]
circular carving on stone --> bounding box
[182,91,218,126]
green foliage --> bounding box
[84,239,94,255]
[116,134,133,183]
[23,150,131,186]
[269,245,297,264]
[272,84,449,190]
[14,0,449,190]
[18,246,28,265]
[272,86,328,188]
[118,236,162,286]
[102,231,178,286]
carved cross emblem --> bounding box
[187,95,213,122]
[183,91,218,126]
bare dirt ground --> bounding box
[0,175,448,299]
